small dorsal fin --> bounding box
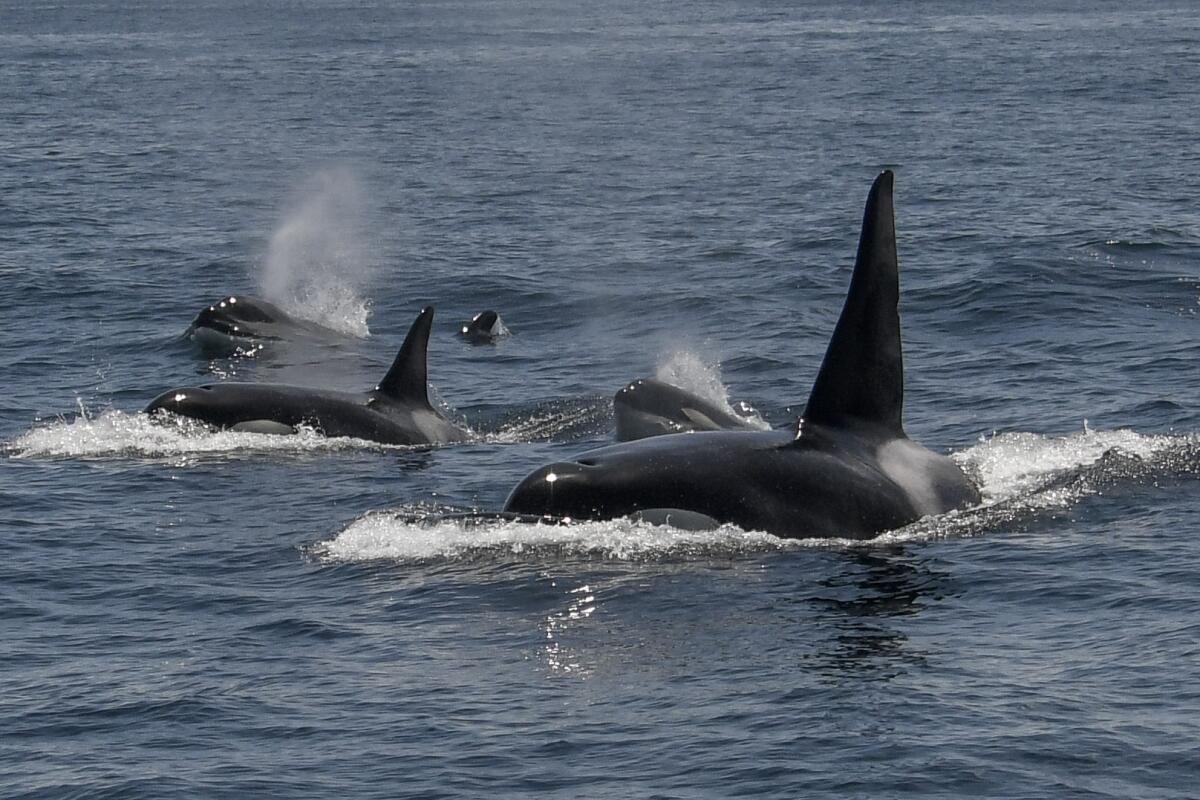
[801,171,905,436]
[375,307,434,406]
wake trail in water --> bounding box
[318,426,1200,564]
[7,408,408,460]
[8,393,609,462]
[891,426,1200,544]
[315,512,787,563]
[11,404,1196,558]
[482,396,613,444]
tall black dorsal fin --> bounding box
[376,306,434,406]
[801,170,905,435]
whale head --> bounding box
[144,384,232,427]
[189,295,288,340]
[503,431,781,526]
[459,310,509,343]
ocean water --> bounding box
[3,1,1199,797]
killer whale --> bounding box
[187,295,347,353]
[614,378,762,441]
[459,310,510,344]
[504,171,981,540]
[148,307,470,445]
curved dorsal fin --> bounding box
[801,171,905,436]
[376,306,434,406]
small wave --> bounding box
[1091,239,1174,253]
[1078,228,1197,254]
[8,407,400,460]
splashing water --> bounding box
[654,350,770,429]
[260,169,375,338]
[888,426,1200,544]
[316,511,789,563]
[958,425,1178,503]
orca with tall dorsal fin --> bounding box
[503,171,981,539]
[147,307,470,445]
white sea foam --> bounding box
[957,425,1173,503]
[260,168,375,338]
[9,408,395,460]
[316,511,789,563]
[876,425,1194,544]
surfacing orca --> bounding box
[459,310,510,344]
[187,295,346,352]
[614,378,761,441]
[148,307,470,445]
[504,171,981,540]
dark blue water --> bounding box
[3,1,1199,797]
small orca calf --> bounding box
[459,310,510,344]
[614,378,761,441]
[187,295,345,352]
[148,307,470,445]
[504,171,981,540]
